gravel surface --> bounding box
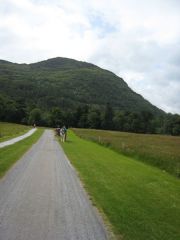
[0,128,37,148]
[0,130,109,240]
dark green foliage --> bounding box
[28,108,42,125]
[0,57,179,135]
[0,94,25,123]
[163,114,180,135]
[50,107,64,126]
[113,111,155,133]
[87,107,101,129]
[101,103,114,130]
[0,57,163,112]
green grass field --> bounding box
[61,130,180,240]
[0,128,44,178]
[73,129,180,177]
[0,122,32,142]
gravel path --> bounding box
[0,130,109,240]
[0,128,37,148]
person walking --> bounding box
[62,126,67,142]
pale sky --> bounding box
[0,0,180,113]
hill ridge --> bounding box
[0,57,163,113]
[0,56,168,130]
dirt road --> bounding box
[0,130,108,240]
[0,128,37,148]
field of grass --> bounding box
[0,122,32,142]
[0,128,44,178]
[61,130,180,240]
[73,129,180,177]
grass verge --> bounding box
[0,122,32,142]
[73,128,180,177]
[0,128,44,178]
[61,130,180,240]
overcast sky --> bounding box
[0,0,180,113]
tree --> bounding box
[0,94,19,123]
[139,111,154,133]
[163,113,174,135]
[0,94,7,120]
[28,108,42,125]
[87,108,101,129]
[50,107,64,127]
[102,103,114,130]
[113,111,125,131]
[171,114,180,136]
[74,105,89,128]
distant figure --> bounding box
[60,128,64,142]
[61,126,67,142]
[63,126,67,142]
[33,123,36,128]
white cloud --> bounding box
[0,0,180,113]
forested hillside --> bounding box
[0,57,162,112]
[0,57,179,135]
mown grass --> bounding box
[61,130,180,240]
[0,122,32,142]
[0,128,44,178]
[73,129,180,177]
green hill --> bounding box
[1,57,179,135]
[0,57,163,114]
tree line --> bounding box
[0,95,179,136]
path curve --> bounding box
[0,130,108,240]
[0,128,37,148]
